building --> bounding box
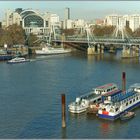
[2,8,60,36]
[95,19,104,25]
[105,15,119,27]
[105,14,140,32]
[65,7,70,20]
[129,15,140,31]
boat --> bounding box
[35,44,71,55]
[68,83,119,114]
[120,111,135,121]
[98,83,140,120]
[0,49,13,61]
[7,57,30,64]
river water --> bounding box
[0,51,140,138]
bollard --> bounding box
[122,72,126,92]
[61,94,66,128]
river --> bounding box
[0,51,140,138]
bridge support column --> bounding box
[101,45,104,54]
[97,44,101,54]
[87,47,95,55]
[122,45,131,58]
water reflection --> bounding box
[61,127,67,139]
[121,58,139,64]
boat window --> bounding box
[93,100,96,103]
[115,108,119,112]
[130,100,132,104]
[133,99,135,102]
[126,102,128,106]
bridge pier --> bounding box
[87,44,104,55]
[122,45,131,58]
[87,46,95,55]
[101,45,104,54]
[122,45,139,58]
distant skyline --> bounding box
[1,1,140,21]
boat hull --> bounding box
[35,50,71,55]
[0,55,13,61]
[7,60,30,64]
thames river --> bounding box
[0,51,140,138]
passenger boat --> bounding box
[120,111,135,121]
[35,44,71,55]
[98,83,140,120]
[7,57,30,64]
[68,83,118,114]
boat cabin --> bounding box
[101,89,136,104]
[94,83,118,95]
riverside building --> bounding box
[105,14,140,31]
[2,8,60,36]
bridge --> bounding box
[41,24,140,58]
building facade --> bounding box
[2,8,60,36]
[105,14,140,32]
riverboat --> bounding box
[7,57,30,64]
[35,44,71,55]
[98,83,140,120]
[68,83,118,113]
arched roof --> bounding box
[20,9,38,19]
[23,13,44,27]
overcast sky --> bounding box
[0,1,140,21]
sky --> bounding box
[1,1,140,21]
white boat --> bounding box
[68,83,118,114]
[35,45,71,55]
[98,83,140,120]
[7,57,30,64]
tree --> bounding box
[7,24,25,45]
[27,33,39,47]
[92,25,115,37]
[133,28,140,37]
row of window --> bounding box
[125,96,139,106]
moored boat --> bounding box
[35,44,71,55]
[120,111,135,121]
[7,57,30,64]
[68,83,118,114]
[98,83,140,120]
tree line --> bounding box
[0,24,39,48]
[62,25,140,37]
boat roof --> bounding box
[79,91,100,99]
[95,83,117,90]
[118,90,136,102]
[103,89,136,102]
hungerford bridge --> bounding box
[49,25,140,58]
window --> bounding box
[133,99,135,102]
[137,97,138,100]
[115,108,119,112]
[130,101,132,104]
[126,102,128,106]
